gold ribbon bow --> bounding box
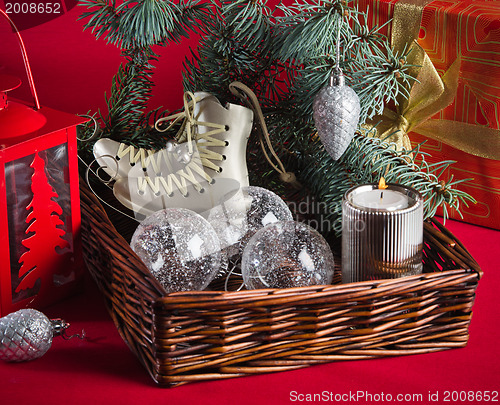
[366,0,500,160]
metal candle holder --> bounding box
[341,182,423,283]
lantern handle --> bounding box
[0,9,41,110]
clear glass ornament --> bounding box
[241,221,335,290]
[131,208,222,293]
[205,186,293,259]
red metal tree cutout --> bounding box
[16,152,71,295]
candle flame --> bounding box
[378,177,388,190]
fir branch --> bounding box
[303,134,476,236]
[79,0,209,47]
[78,0,122,44]
[351,45,415,119]
[117,0,183,47]
[275,1,348,63]
[183,0,283,108]
[273,0,415,122]
[101,48,156,137]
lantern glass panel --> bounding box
[6,143,75,304]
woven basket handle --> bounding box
[0,9,41,110]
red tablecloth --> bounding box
[1,219,499,405]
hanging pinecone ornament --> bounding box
[313,67,361,161]
[0,309,74,362]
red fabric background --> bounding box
[0,3,499,404]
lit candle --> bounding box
[351,189,409,210]
[342,178,423,283]
[350,177,409,210]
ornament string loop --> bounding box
[61,328,86,341]
[81,156,141,223]
[229,81,302,190]
[334,11,342,72]
[76,114,100,143]
[224,261,244,292]
[76,116,142,223]
[329,7,345,86]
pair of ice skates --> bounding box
[93,82,298,217]
[93,86,257,217]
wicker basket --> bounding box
[80,179,482,387]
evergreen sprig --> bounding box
[303,134,475,236]
[273,0,415,122]
[79,0,208,47]
[183,0,282,107]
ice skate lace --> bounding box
[115,92,227,197]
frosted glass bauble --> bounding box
[206,186,293,259]
[131,208,222,292]
[241,221,335,290]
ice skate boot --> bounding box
[111,91,254,216]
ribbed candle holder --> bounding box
[341,183,423,283]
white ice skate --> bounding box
[93,91,254,216]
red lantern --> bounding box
[0,10,85,316]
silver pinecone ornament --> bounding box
[313,68,360,160]
[0,309,68,362]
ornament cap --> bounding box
[50,318,70,337]
[329,68,345,87]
